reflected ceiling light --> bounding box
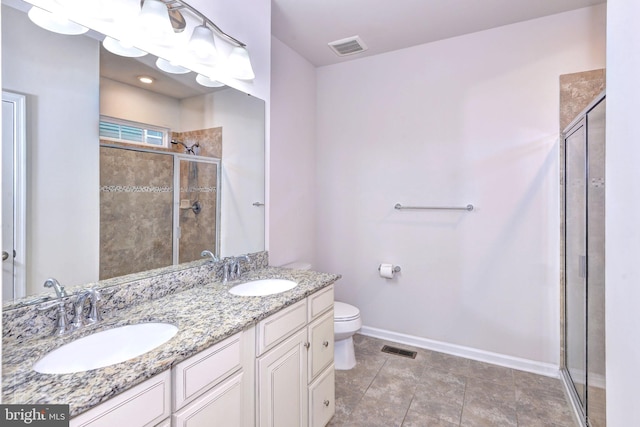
[155,57,190,74]
[226,46,256,81]
[188,24,218,63]
[138,0,175,44]
[102,36,148,58]
[196,74,224,88]
[138,76,154,84]
[27,6,88,35]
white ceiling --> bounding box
[271,0,606,67]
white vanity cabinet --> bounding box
[171,333,245,427]
[256,285,335,427]
[68,285,336,427]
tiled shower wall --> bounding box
[100,127,222,280]
[100,147,173,279]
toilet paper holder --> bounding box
[378,264,401,273]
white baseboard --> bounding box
[359,325,561,378]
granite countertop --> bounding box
[2,267,340,416]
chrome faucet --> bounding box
[201,250,219,262]
[38,281,103,335]
[71,290,92,330]
[221,255,250,283]
[71,288,102,329]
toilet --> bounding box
[282,262,362,370]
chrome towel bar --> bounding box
[394,203,474,212]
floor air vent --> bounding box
[381,345,417,359]
[328,35,368,57]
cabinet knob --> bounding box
[304,342,310,349]
[323,400,330,407]
[322,341,329,348]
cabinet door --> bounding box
[70,371,171,427]
[257,328,308,427]
[172,372,243,427]
[308,310,334,382]
[309,365,335,427]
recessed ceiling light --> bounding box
[138,76,154,84]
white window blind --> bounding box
[99,117,169,148]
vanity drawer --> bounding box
[257,299,307,356]
[309,364,335,427]
[307,285,334,322]
[308,310,334,382]
[71,370,170,427]
[172,332,242,410]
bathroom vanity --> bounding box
[1,255,340,427]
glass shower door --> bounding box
[565,119,587,407]
[586,99,606,427]
[175,157,220,263]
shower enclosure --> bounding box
[562,94,606,427]
[100,145,220,279]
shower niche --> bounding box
[99,144,220,280]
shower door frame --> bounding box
[100,143,221,268]
[172,154,221,265]
[560,92,606,427]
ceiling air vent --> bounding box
[328,35,368,57]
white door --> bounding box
[2,91,26,301]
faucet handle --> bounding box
[37,299,69,336]
[43,277,67,298]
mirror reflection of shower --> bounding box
[173,138,202,215]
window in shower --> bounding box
[99,116,169,148]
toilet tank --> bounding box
[281,261,312,271]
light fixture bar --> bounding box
[165,0,246,47]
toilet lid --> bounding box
[334,302,360,321]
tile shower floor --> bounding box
[328,334,577,427]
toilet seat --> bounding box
[334,301,360,322]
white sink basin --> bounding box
[33,323,178,374]
[229,279,297,296]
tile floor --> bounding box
[328,334,577,427]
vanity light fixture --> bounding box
[27,5,88,35]
[138,75,155,84]
[102,36,148,58]
[138,0,175,45]
[155,57,190,74]
[188,23,218,63]
[226,46,256,81]
[195,74,224,88]
[23,0,256,82]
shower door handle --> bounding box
[578,255,587,279]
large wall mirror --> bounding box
[1,0,265,305]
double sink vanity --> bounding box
[2,252,340,427]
